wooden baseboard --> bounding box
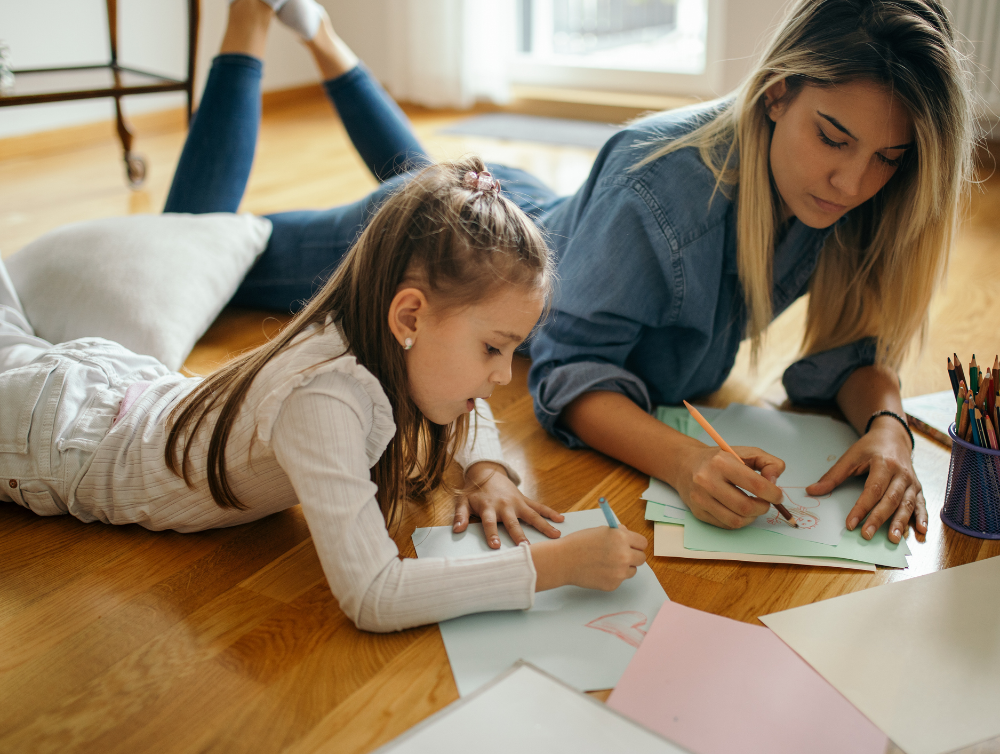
[261,82,325,112]
[0,107,189,162]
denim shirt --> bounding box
[528,102,876,448]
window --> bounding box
[512,0,722,96]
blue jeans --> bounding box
[164,54,559,312]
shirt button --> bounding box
[8,480,17,488]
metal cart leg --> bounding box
[113,93,146,188]
[107,0,147,189]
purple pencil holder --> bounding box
[941,424,1000,539]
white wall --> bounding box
[720,0,792,92]
[0,0,794,139]
[0,0,390,139]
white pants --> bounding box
[0,257,170,514]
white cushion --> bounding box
[5,213,272,371]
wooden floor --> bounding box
[1,90,999,754]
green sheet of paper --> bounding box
[645,500,686,523]
[655,405,722,438]
[681,511,910,568]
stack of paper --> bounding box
[412,509,670,696]
[643,404,910,570]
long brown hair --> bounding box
[165,156,552,525]
[637,0,978,367]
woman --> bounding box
[526,0,976,545]
[184,0,975,546]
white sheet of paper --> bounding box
[761,556,1000,754]
[374,661,690,754]
[701,404,862,546]
[902,390,956,438]
[641,477,688,513]
[412,509,670,697]
[652,522,875,571]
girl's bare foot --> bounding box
[305,8,359,80]
[220,0,274,58]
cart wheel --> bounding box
[125,154,147,189]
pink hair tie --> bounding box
[463,170,501,194]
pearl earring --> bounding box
[403,337,414,350]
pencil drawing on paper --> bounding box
[766,487,827,530]
[585,611,649,647]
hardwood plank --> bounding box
[283,630,456,754]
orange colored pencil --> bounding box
[682,401,798,527]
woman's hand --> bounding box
[806,416,927,544]
[672,445,786,529]
[531,525,648,591]
[453,461,565,548]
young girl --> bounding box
[0,3,647,633]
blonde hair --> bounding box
[637,0,978,367]
[166,157,552,526]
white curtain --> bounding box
[384,0,516,109]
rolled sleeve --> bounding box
[782,338,878,406]
[531,359,651,448]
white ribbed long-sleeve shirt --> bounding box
[68,321,537,631]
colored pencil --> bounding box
[598,497,618,528]
[985,414,999,451]
[954,353,967,389]
[975,371,989,412]
[956,382,967,433]
[970,353,979,395]
[975,408,988,449]
[682,400,798,527]
[948,357,959,397]
[957,383,970,439]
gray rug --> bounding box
[439,113,621,149]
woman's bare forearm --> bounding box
[836,365,909,446]
[560,391,702,487]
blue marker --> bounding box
[598,497,618,528]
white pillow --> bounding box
[6,212,272,371]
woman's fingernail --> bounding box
[892,527,901,540]
[848,516,859,529]
[490,536,500,546]
[864,526,874,539]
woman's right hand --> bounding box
[673,445,786,529]
[531,525,647,592]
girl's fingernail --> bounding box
[848,516,859,529]
[490,536,500,546]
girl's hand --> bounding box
[673,445,786,529]
[807,418,928,544]
[454,461,565,548]
[531,525,648,591]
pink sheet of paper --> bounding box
[607,602,887,754]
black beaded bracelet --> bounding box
[865,409,915,451]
